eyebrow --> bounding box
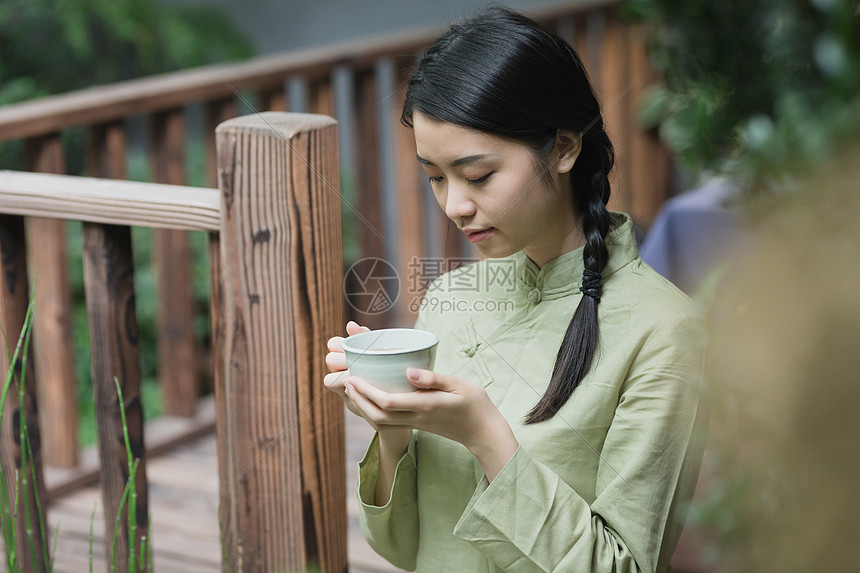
[416,154,489,168]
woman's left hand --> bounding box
[344,368,519,480]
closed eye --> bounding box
[467,171,494,186]
[428,175,444,184]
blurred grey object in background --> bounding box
[639,179,746,294]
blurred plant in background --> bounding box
[0,0,252,103]
[704,148,860,572]
[626,0,860,191]
[0,0,253,171]
[624,1,860,570]
[0,0,253,445]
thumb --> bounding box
[407,368,453,391]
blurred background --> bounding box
[1,0,858,571]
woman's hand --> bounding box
[344,368,519,481]
[324,322,412,437]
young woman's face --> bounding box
[412,112,582,266]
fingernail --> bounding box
[406,367,418,380]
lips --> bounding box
[463,227,494,243]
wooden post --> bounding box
[0,214,48,573]
[601,10,631,215]
[309,79,335,117]
[629,23,671,228]
[149,109,197,417]
[215,112,347,572]
[393,62,425,326]
[206,98,238,188]
[85,122,149,571]
[259,86,288,112]
[23,133,79,469]
[350,69,389,330]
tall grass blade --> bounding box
[0,288,37,571]
[114,376,142,571]
[89,502,97,573]
[110,477,132,573]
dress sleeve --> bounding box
[452,312,708,573]
[355,309,432,571]
[357,431,420,571]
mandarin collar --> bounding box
[515,212,638,297]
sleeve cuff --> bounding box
[357,430,417,514]
[453,444,527,542]
[453,445,592,571]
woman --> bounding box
[325,8,707,572]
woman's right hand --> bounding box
[324,321,412,441]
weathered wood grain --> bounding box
[83,123,149,572]
[0,214,48,572]
[23,133,79,470]
[82,222,150,572]
[215,112,347,571]
[149,109,198,417]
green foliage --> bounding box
[0,0,254,171]
[626,0,860,188]
[0,0,253,105]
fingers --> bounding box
[327,321,370,356]
[325,351,347,373]
[345,377,410,427]
[348,376,423,412]
[323,370,350,392]
[407,368,455,391]
[327,336,344,353]
[346,320,371,336]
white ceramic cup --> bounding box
[342,328,439,393]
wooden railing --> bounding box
[0,2,671,570]
[1,113,345,571]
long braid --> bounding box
[525,162,613,424]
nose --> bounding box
[444,183,477,222]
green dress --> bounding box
[357,213,708,572]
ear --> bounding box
[552,130,582,174]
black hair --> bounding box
[402,6,616,424]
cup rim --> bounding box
[342,328,439,356]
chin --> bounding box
[475,241,517,260]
